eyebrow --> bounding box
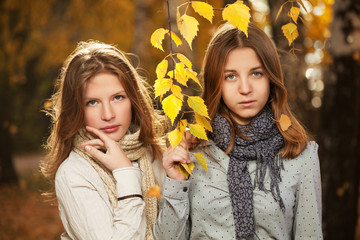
[223,66,263,72]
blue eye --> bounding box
[86,100,97,106]
[114,95,124,101]
[225,74,237,81]
[252,71,263,77]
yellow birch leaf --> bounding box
[189,123,208,140]
[186,68,202,88]
[177,53,192,69]
[162,95,183,124]
[195,113,212,132]
[191,1,214,23]
[168,128,184,149]
[156,59,168,79]
[150,28,168,51]
[179,119,188,133]
[222,1,251,37]
[192,152,208,172]
[175,62,188,86]
[167,70,174,78]
[170,84,184,101]
[281,23,299,46]
[177,13,199,50]
[279,114,292,131]
[179,162,195,178]
[289,7,300,23]
[168,31,182,47]
[154,78,172,98]
[187,96,209,118]
[146,184,161,198]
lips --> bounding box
[101,125,119,133]
[239,100,255,107]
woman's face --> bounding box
[83,72,132,141]
[221,47,270,125]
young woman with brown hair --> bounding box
[154,23,323,239]
[41,41,165,240]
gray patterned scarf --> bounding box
[210,107,285,239]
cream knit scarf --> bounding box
[73,125,158,240]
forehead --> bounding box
[224,47,261,69]
[83,72,125,96]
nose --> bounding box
[101,102,115,121]
[238,76,251,95]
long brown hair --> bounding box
[41,41,164,182]
[201,23,311,159]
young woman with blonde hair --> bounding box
[41,41,165,240]
[154,23,322,239]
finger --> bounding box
[81,139,105,149]
[86,126,115,148]
[84,145,107,163]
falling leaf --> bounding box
[168,31,182,47]
[162,95,183,124]
[195,113,212,132]
[281,23,299,46]
[179,162,195,178]
[177,53,192,69]
[177,13,199,49]
[222,1,251,36]
[154,78,172,98]
[156,59,168,79]
[289,7,300,23]
[187,96,209,118]
[189,123,208,140]
[279,114,292,131]
[168,128,184,149]
[192,152,208,172]
[146,184,161,198]
[191,1,214,23]
[174,62,188,86]
[150,28,168,51]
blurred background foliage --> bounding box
[0,0,359,239]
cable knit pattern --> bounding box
[73,125,157,240]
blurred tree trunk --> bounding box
[0,94,18,185]
[319,0,360,239]
[268,0,315,131]
[132,0,152,69]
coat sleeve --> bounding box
[153,176,191,240]
[293,141,323,239]
[55,162,146,240]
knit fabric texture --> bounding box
[210,107,285,239]
[73,125,158,240]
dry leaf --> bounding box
[146,184,161,198]
[162,95,183,124]
[279,114,292,131]
[191,1,214,23]
[222,1,251,36]
[177,13,199,49]
[189,123,207,140]
[192,152,208,172]
[168,128,184,149]
[187,96,209,118]
[281,23,299,46]
[150,28,168,51]
[289,7,300,23]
